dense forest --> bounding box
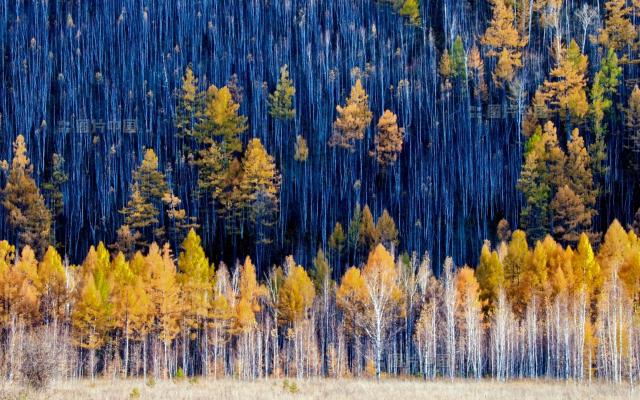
[1,0,640,385]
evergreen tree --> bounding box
[2,135,51,257]
[625,85,640,172]
[450,36,467,81]
[268,64,296,120]
[358,205,380,251]
[377,209,399,251]
[328,222,346,257]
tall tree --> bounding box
[481,0,528,85]
[240,138,281,243]
[360,244,403,379]
[2,135,51,257]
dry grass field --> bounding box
[0,378,636,400]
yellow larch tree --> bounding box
[372,110,404,167]
[481,0,528,85]
[329,79,373,150]
[38,245,67,325]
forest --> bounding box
[0,0,640,390]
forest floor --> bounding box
[0,377,636,400]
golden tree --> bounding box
[372,110,404,166]
[2,135,52,257]
[476,242,504,318]
[175,66,202,139]
[597,0,637,52]
[481,0,528,85]
[37,246,67,324]
[197,85,248,155]
[329,79,373,150]
[539,40,589,120]
[277,259,316,325]
[177,229,211,341]
[240,138,281,242]
[360,244,404,379]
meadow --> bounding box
[0,378,636,400]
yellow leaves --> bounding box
[537,40,589,120]
[481,0,528,85]
[178,229,211,325]
[234,297,256,334]
[329,79,373,150]
[372,110,404,167]
[455,266,480,307]
[200,84,247,154]
[598,0,637,52]
[181,67,198,105]
[239,256,267,313]
[277,261,315,325]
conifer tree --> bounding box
[377,209,399,251]
[476,242,504,317]
[277,259,315,325]
[329,79,373,150]
[37,246,67,324]
[42,153,67,220]
[597,0,637,52]
[450,36,467,81]
[268,64,296,121]
[150,243,182,375]
[198,85,248,155]
[468,45,488,99]
[328,222,346,257]
[540,40,589,120]
[625,85,640,172]
[311,248,333,292]
[482,0,528,85]
[175,67,202,140]
[177,229,211,332]
[2,135,52,257]
[240,138,281,242]
[551,185,593,248]
[72,244,113,374]
[566,128,597,213]
[358,205,380,251]
[372,110,404,166]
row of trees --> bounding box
[0,218,639,382]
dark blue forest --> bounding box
[0,0,638,274]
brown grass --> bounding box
[0,378,636,400]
